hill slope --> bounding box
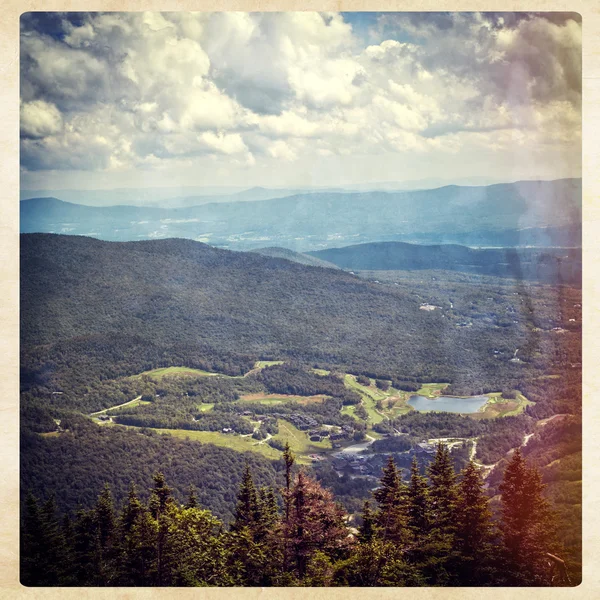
[309,242,581,285]
[250,247,340,269]
[21,234,580,406]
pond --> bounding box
[408,394,488,414]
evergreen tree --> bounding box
[407,456,429,538]
[358,501,375,543]
[123,505,158,585]
[148,472,175,586]
[454,461,496,585]
[427,444,458,527]
[282,442,295,572]
[373,456,411,546]
[421,443,460,585]
[185,484,199,509]
[500,449,559,585]
[118,483,157,586]
[255,486,280,543]
[231,462,259,532]
[226,467,282,585]
[93,483,118,585]
[21,493,70,586]
[288,470,350,579]
[148,472,174,519]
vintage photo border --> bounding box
[1,1,598,597]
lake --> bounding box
[408,394,489,414]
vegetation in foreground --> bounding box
[21,444,574,587]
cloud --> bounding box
[21,100,63,138]
[20,11,581,179]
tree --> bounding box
[93,483,118,585]
[148,473,175,586]
[21,493,71,586]
[227,466,282,585]
[118,483,157,586]
[185,484,198,509]
[359,501,375,543]
[373,456,411,546]
[454,461,496,585]
[407,456,429,539]
[421,444,460,585]
[287,470,350,579]
[231,463,259,532]
[282,442,295,571]
[162,506,229,586]
[355,404,368,420]
[500,449,559,585]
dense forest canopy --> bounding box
[21,445,575,587]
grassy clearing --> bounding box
[107,398,152,414]
[384,397,413,417]
[341,404,358,419]
[415,383,449,398]
[272,419,332,463]
[196,403,214,412]
[255,361,284,369]
[239,393,328,405]
[472,391,534,419]
[142,428,282,459]
[310,368,331,376]
[343,375,388,424]
[133,366,219,380]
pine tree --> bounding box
[282,442,295,573]
[124,505,158,585]
[373,455,411,546]
[121,482,144,535]
[500,449,559,585]
[226,466,283,585]
[185,484,199,509]
[407,456,429,538]
[427,443,458,527]
[359,501,375,543]
[93,483,118,585]
[148,472,175,586]
[454,461,496,585]
[421,443,460,585]
[255,486,280,543]
[288,470,350,579]
[21,493,70,586]
[231,462,259,532]
[149,472,174,519]
[282,442,295,521]
[118,482,157,586]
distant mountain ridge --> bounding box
[20,178,581,251]
[309,241,581,285]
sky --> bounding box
[20,11,582,193]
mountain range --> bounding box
[20,179,581,251]
[19,176,506,206]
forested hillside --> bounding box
[21,234,580,405]
[310,242,581,285]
